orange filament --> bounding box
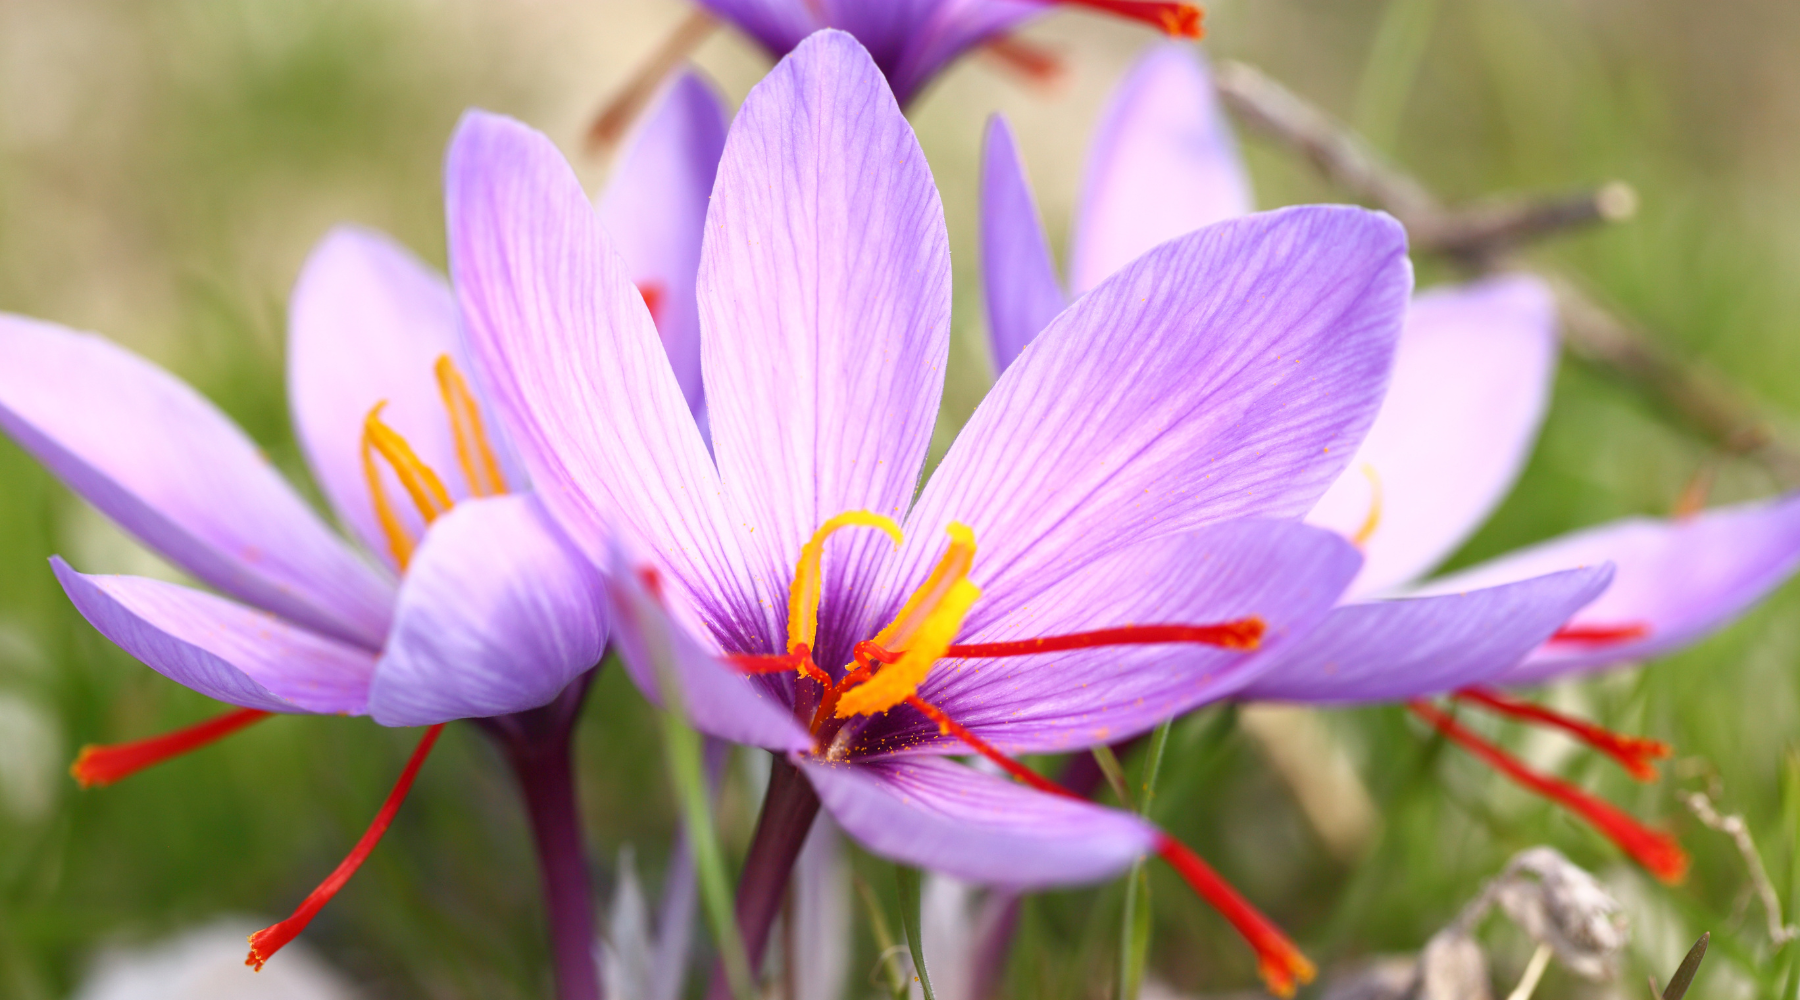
[982,34,1067,85]
[247,724,445,971]
[361,403,455,569]
[944,620,1265,659]
[433,355,509,499]
[636,282,665,326]
[1352,463,1383,547]
[787,511,904,655]
[70,708,272,788]
[1454,687,1672,781]
[1548,622,1651,646]
[1156,835,1316,997]
[1408,701,1688,883]
[1055,0,1204,38]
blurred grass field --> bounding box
[2,1,1798,997]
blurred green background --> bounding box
[2,0,1798,997]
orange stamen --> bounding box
[70,708,272,788]
[787,511,903,655]
[1055,0,1203,38]
[1548,622,1651,646]
[944,619,1265,659]
[433,355,509,499]
[1408,701,1687,883]
[246,724,445,971]
[1453,687,1672,781]
[1156,835,1316,997]
[1352,463,1383,547]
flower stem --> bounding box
[1118,721,1173,1000]
[704,754,821,1000]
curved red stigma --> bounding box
[1548,621,1650,646]
[1409,701,1688,883]
[1156,834,1316,997]
[1454,687,1671,781]
[1055,0,1204,38]
[982,34,1067,86]
[944,619,1265,659]
[635,282,665,326]
[246,724,445,971]
[71,708,273,788]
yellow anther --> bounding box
[361,402,455,569]
[1352,463,1383,547]
[836,577,981,718]
[787,511,903,654]
[434,355,509,498]
[870,522,976,652]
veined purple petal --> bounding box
[1307,276,1558,597]
[289,226,525,571]
[367,495,608,726]
[447,110,776,649]
[700,30,950,653]
[603,551,813,752]
[980,114,1065,376]
[692,0,819,61]
[0,315,392,649]
[598,71,729,420]
[870,1,1040,106]
[873,207,1409,640]
[52,558,376,715]
[799,755,1154,889]
[1239,565,1612,704]
[1068,44,1251,295]
[854,520,1360,758]
[1416,493,1800,683]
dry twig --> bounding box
[583,9,717,156]
[1681,791,1800,945]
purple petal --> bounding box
[859,1,1039,106]
[1239,565,1612,704]
[874,206,1409,639]
[853,520,1360,757]
[699,30,950,649]
[288,226,524,571]
[603,550,813,752]
[1307,276,1558,597]
[799,754,1154,889]
[980,114,1066,376]
[447,110,776,648]
[692,0,818,61]
[52,558,376,714]
[1418,494,1800,683]
[367,495,608,726]
[0,314,392,648]
[1068,44,1252,295]
[598,71,729,420]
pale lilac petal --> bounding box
[288,226,526,570]
[851,520,1359,758]
[367,495,608,726]
[1307,276,1558,597]
[603,551,813,752]
[1417,494,1800,683]
[692,0,818,60]
[51,558,376,715]
[0,315,392,648]
[872,206,1409,639]
[980,114,1065,376]
[448,110,776,648]
[792,816,852,1000]
[1068,44,1252,294]
[799,755,1154,889]
[1239,565,1612,704]
[598,72,730,419]
[700,30,950,653]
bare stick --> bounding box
[583,9,717,157]
[1681,791,1799,945]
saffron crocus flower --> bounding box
[980,40,1800,882]
[446,23,1457,992]
[694,0,1201,106]
[0,71,728,993]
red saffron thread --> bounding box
[1408,701,1688,883]
[1548,622,1650,646]
[246,724,446,971]
[1156,834,1317,997]
[943,619,1265,659]
[70,708,273,788]
[1454,687,1671,781]
[1056,0,1204,38]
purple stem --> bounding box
[705,754,821,1000]
[480,672,602,1000]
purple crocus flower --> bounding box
[0,72,728,995]
[695,0,1200,107]
[440,27,1616,994]
[981,41,1800,881]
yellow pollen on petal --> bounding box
[361,402,455,569]
[434,354,510,498]
[836,576,981,719]
[787,511,903,655]
[1351,463,1383,547]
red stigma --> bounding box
[1056,1,1205,38]
[1409,701,1688,883]
[982,34,1068,86]
[71,708,273,788]
[246,724,445,971]
[1156,835,1316,997]
[1454,687,1672,781]
[1548,621,1650,646]
[635,282,665,327]
[944,619,1264,660]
